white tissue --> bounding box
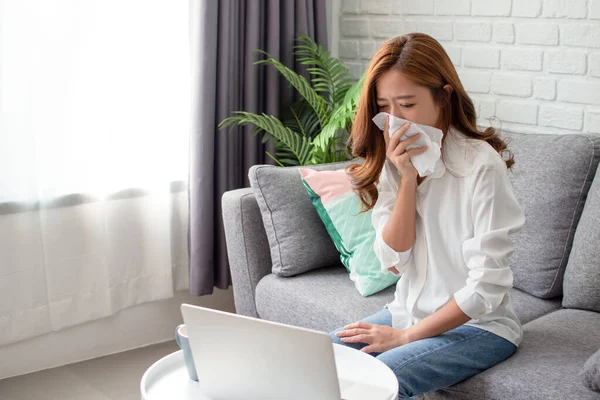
[372,112,444,177]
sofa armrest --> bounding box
[222,188,272,317]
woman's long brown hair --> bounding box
[346,33,513,212]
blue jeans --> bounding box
[329,307,517,399]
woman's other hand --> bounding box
[335,321,413,353]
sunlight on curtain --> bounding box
[0,0,190,201]
[0,0,190,346]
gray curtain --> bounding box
[189,0,328,296]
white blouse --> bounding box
[373,127,526,346]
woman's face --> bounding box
[375,69,440,128]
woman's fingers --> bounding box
[388,122,411,150]
[383,116,390,147]
[389,145,428,170]
[390,151,410,168]
[408,146,428,157]
[344,321,372,330]
[335,328,370,338]
[389,132,422,156]
[391,143,428,158]
[341,334,369,343]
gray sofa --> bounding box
[222,131,600,400]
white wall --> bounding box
[335,0,600,135]
[0,288,235,379]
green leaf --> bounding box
[293,35,356,110]
[219,111,313,166]
[312,71,365,152]
[220,35,363,167]
[255,50,330,129]
[265,151,285,167]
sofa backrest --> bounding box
[563,162,600,312]
[503,132,600,299]
[247,132,600,300]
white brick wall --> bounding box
[512,0,542,18]
[471,0,511,17]
[492,74,532,97]
[336,0,600,134]
[533,77,557,100]
[591,52,600,77]
[542,0,588,19]
[547,50,587,74]
[455,22,492,41]
[502,49,543,71]
[539,104,584,129]
[497,100,538,124]
[463,48,500,69]
[515,23,559,45]
[435,0,470,16]
[592,0,600,19]
[493,23,515,43]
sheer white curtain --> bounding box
[0,0,190,346]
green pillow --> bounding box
[299,167,399,296]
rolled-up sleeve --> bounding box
[372,162,413,277]
[454,163,525,320]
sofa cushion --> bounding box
[509,288,562,324]
[580,349,600,392]
[254,266,562,332]
[255,265,395,332]
[563,163,600,312]
[248,161,353,277]
[503,132,600,298]
[423,309,600,400]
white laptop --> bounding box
[180,303,386,400]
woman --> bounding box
[330,33,525,399]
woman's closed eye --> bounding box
[377,103,415,110]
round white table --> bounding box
[141,343,398,400]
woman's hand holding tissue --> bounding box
[383,116,428,181]
[373,112,443,177]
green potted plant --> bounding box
[219,35,365,166]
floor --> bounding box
[0,340,179,400]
